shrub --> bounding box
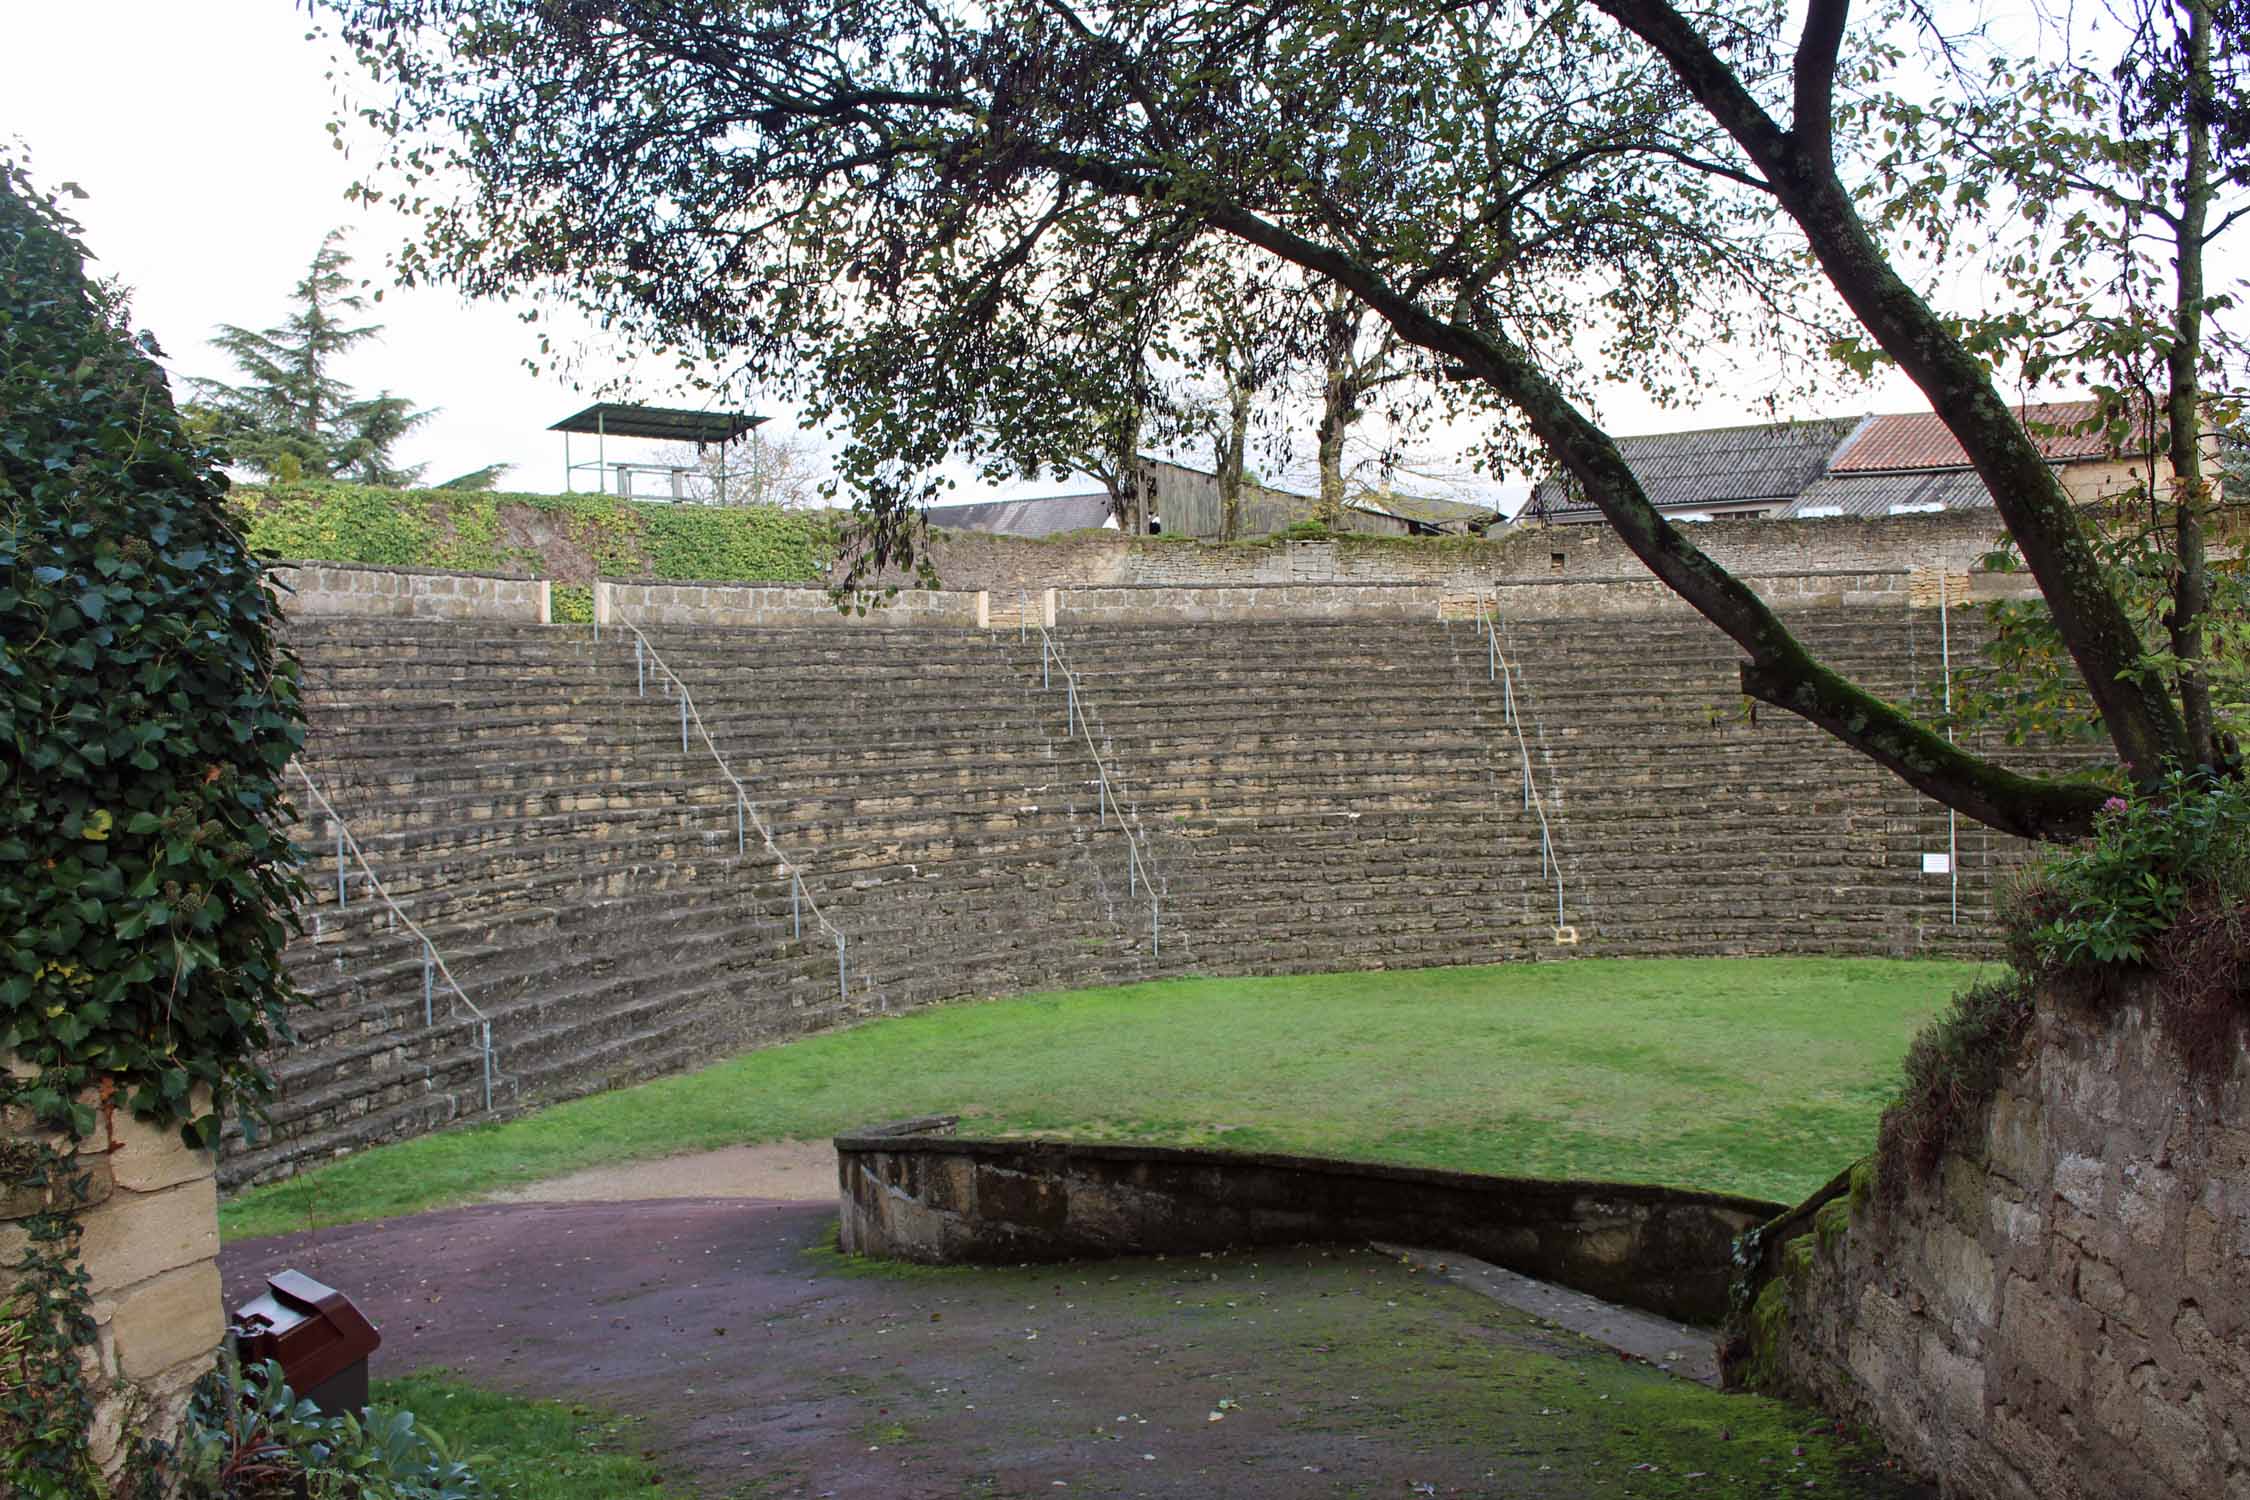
[1875,973,2037,1194]
[2009,773,2250,972]
[175,1356,489,1499]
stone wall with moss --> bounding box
[231,483,835,621]
[1737,984,2249,1500]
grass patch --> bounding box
[371,1372,688,1497]
[225,956,1989,1240]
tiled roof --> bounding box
[1774,469,1999,519]
[1527,416,1864,521]
[1830,400,2110,472]
[923,492,1115,536]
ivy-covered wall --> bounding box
[231,483,836,620]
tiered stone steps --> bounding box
[232,607,2101,1187]
[1487,606,2093,958]
[1003,620,1566,975]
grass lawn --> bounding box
[223,956,1989,1240]
[371,1374,689,1496]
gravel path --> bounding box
[222,1199,1930,1499]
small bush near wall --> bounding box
[232,482,835,587]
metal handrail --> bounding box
[1035,626,1164,956]
[1476,601,1571,933]
[293,763,506,1112]
[603,603,854,1001]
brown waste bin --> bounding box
[232,1269,382,1417]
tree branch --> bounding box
[1041,147,2106,839]
[1594,0,2194,784]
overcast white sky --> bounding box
[5,0,2143,511]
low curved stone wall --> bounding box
[834,1118,1781,1326]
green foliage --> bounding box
[0,1073,104,1498]
[2011,773,2250,970]
[368,1374,689,1498]
[1953,527,2250,753]
[177,1356,490,1499]
[1875,973,2037,1196]
[0,162,305,1144]
[230,482,833,586]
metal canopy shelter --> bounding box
[550,402,766,503]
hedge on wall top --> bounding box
[0,164,305,1142]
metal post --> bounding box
[1488,630,1496,683]
[792,872,802,939]
[836,933,847,1002]
[1042,635,1051,690]
[636,636,646,696]
[1151,894,1160,958]
[1129,838,1138,896]
[679,692,689,753]
[1098,775,1107,827]
[422,942,434,1026]
[1067,677,1077,734]
[1502,667,1514,726]
[480,1021,494,1112]
[335,825,347,908]
[1020,592,1027,642]
[1939,570,1959,926]
[736,794,746,856]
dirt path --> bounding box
[477,1139,837,1205]
[223,1200,1929,1499]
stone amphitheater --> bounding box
[232,551,2086,1189]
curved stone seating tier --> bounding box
[229,609,2096,1186]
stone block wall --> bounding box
[1748,989,2250,1500]
[272,561,550,623]
[1054,582,1449,624]
[904,508,2008,594]
[2,1074,224,1483]
[599,577,985,629]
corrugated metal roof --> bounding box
[1830,400,2110,472]
[1351,492,1499,528]
[1527,416,1863,521]
[923,492,1116,536]
[1774,469,1998,519]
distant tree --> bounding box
[648,427,829,508]
[428,463,511,492]
[187,230,432,483]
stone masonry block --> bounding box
[79,1175,219,1294]
[2053,1151,2106,1215]
[0,1156,113,1219]
[107,1104,215,1192]
[1999,1276,2087,1400]
[109,1260,224,1383]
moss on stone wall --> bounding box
[232,482,835,586]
